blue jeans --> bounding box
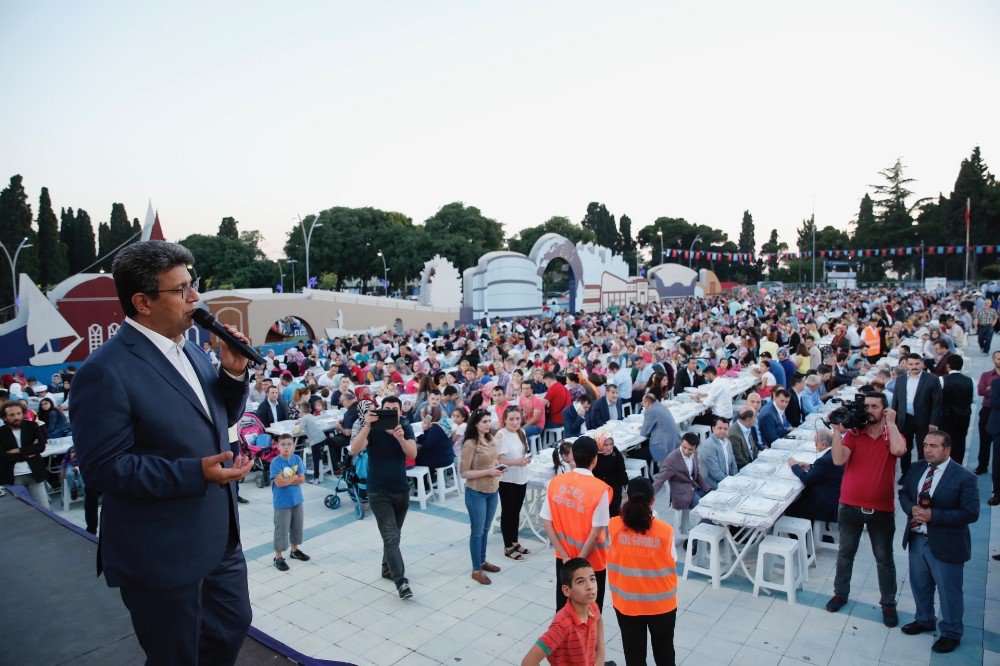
[524,425,542,439]
[464,488,499,572]
[690,488,705,509]
[65,467,84,493]
[908,534,965,638]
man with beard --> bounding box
[826,392,907,628]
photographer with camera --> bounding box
[898,431,979,654]
[826,392,907,628]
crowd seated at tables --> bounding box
[3,280,1000,658]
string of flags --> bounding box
[662,245,1000,262]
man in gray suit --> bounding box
[728,408,759,470]
[653,432,711,510]
[891,353,942,480]
[698,416,738,490]
[639,393,681,462]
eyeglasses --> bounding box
[152,278,200,299]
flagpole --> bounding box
[964,198,971,284]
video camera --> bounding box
[824,394,868,430]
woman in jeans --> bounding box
[459,409,503,585]
[495,407,533,560]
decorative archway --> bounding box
[528,234,585,313]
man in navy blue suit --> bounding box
[588,384,624,428]
[785,429,843,523]
[757,388,794,447]
[899,430,979,654]
[73,241,253,665]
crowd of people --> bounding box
[4,276,1000,664]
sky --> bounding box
[1,0,998,260]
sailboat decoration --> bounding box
[21,275,84,366]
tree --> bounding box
[179,229,275,291]
[420,202,504,273]
[580,202,620,250]
[59,207,75,266]
[507,216,596,255]
[132,218,141,236]
[36,187,68,287]
[735,210,763,283]
[617,214,636,274]
[759,228,787,275]
[71,209,97,273]
[218,216,239,240]
[0,175,38,308]
[738,210,755,254]
[97,222,111,270]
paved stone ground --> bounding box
[59,338,1000,665]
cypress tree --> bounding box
[73,209,97,272]
[37,187,68,287]
[97,222,112,271]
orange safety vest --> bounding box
[547,471,611,571]
[862,326,881,357]
[607,517,678,616]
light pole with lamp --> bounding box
[297,214,323,289]
[657,230,664,265]
[0,236,32,315]
[688,235,702,269]
[286,259,297,293]
[376,251,389,297]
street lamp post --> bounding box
[286,259,297,293]
[657,230,664,265]
[688,235,702,269]
[297,214,323,289]
[0,236,32,315]
[376,251,389,297]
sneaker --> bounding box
[308,478,321,485]
[825,594,848,612]
[882,605,899,628]
[274,557,289,571]
[398,582,413,599]
[289,549,310,561]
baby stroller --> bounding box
[325,449,369,520]
[236,413,279,488]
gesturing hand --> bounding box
[202,451,253,484]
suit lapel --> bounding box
[184,342,228,448]
[119,324,214,429]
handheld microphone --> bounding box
[191,308,266,367]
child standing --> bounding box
[271,434,310,571]
[521,558,606,666]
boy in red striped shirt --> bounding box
[522,558,607,666]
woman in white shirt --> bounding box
[495,406,533,560]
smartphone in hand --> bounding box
[496,464,509,472]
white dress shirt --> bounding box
[11,428,29,476]
[913,458,949,535]
[703,377,733,419]
[905,373,921,415]
[682,451,695,477]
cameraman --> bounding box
[826,392,907,628]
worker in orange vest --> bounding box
[608,477,678,666]
[862,315,883,362]
[541,436,612,612]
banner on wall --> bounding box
[661,245,998,262]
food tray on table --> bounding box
[719,475,760,493]
[698,490,741,510]
[771,438,812,451]
[736,496,782,518]
[757,448,791,463]
[755,478,800,501]
[742,461,777,478]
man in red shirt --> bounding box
[826,392,907,627]
[544,372,572,428]
[519,380,546,438]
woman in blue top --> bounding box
[415,407,456,470]
[38,397,70,438]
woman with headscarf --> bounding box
[415,407,456,471]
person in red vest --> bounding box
[541,436,612,612]
[608,477,678,665]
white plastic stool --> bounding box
[406,466,433,509]
[434,462,462,502]
[683,523,728,589]
[527,434,542,456]
[684,425,711,442]
[773,516,816,581]
[624,458,649,481]
[753,535,802,604]
[673,508,692,541]
[61,477,85,512]
[543,427,564,449]
[622,403,633,417]
[813,520,839,551]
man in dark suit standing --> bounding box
[786,374,805,428]
[73,241,253,665]
[785,429,843,523]
[891,353,943,479]
[898,431,979,654]
[255,384,289,428]
[930,340,954,377]
[939,355,973,467]
[673,357,705,396]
